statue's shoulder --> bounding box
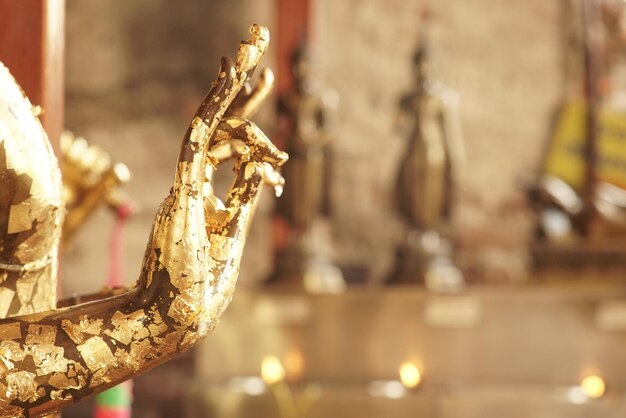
[0,62,62,205]
[425,80,460,108]
[0,62,63,261]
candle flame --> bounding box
[581,375,605,399]
[399,362,422,389]
[261,355,285,385]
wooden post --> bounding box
[276,0,311,97]
[580,0,600,237]
[272,0,313,257]
[0,0,65,155]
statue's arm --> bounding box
[0,24,281,418]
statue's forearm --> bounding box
[0,259,218,416]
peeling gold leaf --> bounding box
[25,325,56,346]
[61,316,103,345]
[5,371,38,402]
[0,289,14,318]
[30,344,68,376]
[0,323,21,340]
[7,203,31,234]
[76,337,116,373]
[209,234,234,261]
[104,310,149,345]
[167,295,200,326]
[0,341,25,363]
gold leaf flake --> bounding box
[167,295,199,326]
[48,365,85,391]
[61,316,103,344]
[0,341,25,363]
[30,344,68,376]
[15,275,36,306]
[104,310,149,345]
[76,336,116,373]
[148,309,167,337]
[0,288,14,318]
[0,323,21,340]
[209,234,234,261]
[5,371,38,402]
[0,403,24,417]
[7,203,31,234]
[50,389,72,401]
[127,339,154,370]
[25,325,56,346]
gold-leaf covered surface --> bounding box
[0,62,62,319]
[0,25,287,417]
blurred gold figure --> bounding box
[60,131,132,243]
[389,40,465,291]
[269,44,345,294]
[276,45,335,232]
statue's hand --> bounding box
[207,138,251,163]
[262,162,286,197]
[212,116,288,169]
[227,68,275,119]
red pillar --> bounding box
[273,0,313,252]
[0,0,65,155]
[276,0,312,97]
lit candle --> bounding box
[399,362,422,389]
[581,375,605,399]
[261,355,286,386]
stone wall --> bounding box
[62,0,563,295]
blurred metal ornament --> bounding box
[387,39,465,291]
[269,43,345,294]
[528,1,626,270]
[60,131,132,244]
[0,24,287,417]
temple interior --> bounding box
[2,0,626,417]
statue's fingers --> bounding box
[231,139,251,156]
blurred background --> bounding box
[6,0,626,417]
[60,0,562,290]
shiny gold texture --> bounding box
[60,131,132,243]
[0,324,21,341]
[0,290,14,319]
[0,24,286,416]
[76,336,116,374]
[0,61,63,319]
[61,316,104,345]
[104,310,149,345]
[25,325,57,346]
[5,371,39,403]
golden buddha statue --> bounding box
[388,39,465,291]
[268,43,345,294]
[0,24,286,417]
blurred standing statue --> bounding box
[388,39,465,291]
[269,44,345,293]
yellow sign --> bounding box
[544,101,626,190]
